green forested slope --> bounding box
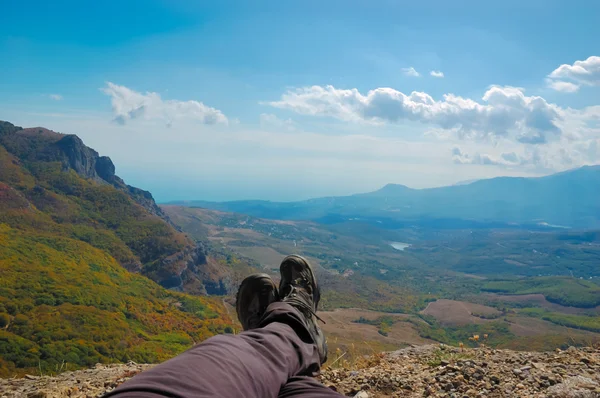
[0,121,232,376]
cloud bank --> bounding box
[268,85,562,144]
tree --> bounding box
[0,313,10,328]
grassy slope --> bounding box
[0,224,231,376]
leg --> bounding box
[279,376,343,398]
[104,302,321,398]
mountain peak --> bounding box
[377,183,411,193]
[363,183,413,197]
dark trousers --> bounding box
[104,302,343,398]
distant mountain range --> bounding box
[170,166,600,229]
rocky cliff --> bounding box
[0,120,234,295]
[3,345,599,397]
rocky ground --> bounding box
[321,345,600,398]
[0,363,154,398]
[1,345,599,397]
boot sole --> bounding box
[236,273,278,330]
[279,255,320,309]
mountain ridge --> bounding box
[170,165,600,228]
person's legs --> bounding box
[104,302,321,398]
[104,256,335,398]
[278,376,342,398]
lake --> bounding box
[390,242,411,251]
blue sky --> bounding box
[1,0,599,201]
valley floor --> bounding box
[162,206,600,353]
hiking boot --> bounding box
[236,273,279,331]
[279,255,327,364]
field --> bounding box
[481,293,600,315]
[481,277,600,308]
[421,299,502,326]
[418,299,600,349]
[321,308,431,346]
[319,308,435,366]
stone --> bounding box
[27,393,47,398]
[547,375,599,398]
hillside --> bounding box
[173,166,600,229]
[4,345,599,397]
[0,121,237,376]
[0,121,239,294]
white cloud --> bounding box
[49,94,63,101]
[546,79,580,93]
[268,85,562,144]
[430,70,444,78]
[401,67,420,77]
[101,82,228,126]
[547,55,600,92]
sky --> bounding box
[1,0,599,202]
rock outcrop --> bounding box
[0,121,163,217]
[3,345,599,397]
[51,134,166,220]
[54,135,103,181]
